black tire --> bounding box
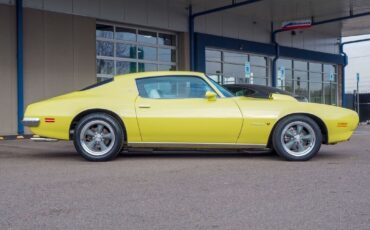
[272,115,322,161]
[73,113,125,161]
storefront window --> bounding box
[224,51,248,64]
[309,82,323,103]
[277,59,338,105]
[205,48,269,85]
[294,80,309,98]
[96,23,177,81]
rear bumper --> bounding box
[22,117,40,127]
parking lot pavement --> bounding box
[0,128,370,230]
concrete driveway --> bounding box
[1,127,370,230]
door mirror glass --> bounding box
[205,91,217,101]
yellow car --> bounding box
[23,71,359,161]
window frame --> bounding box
[96,22,178,81]
[205,48,270,86]
[276,58,338,105]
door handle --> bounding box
[138,105,151,109]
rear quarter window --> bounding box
[81,78,114,91]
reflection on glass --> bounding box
[224,77,236,84]
[250,55,266,66]
[294,80,308,98]
[284,69,293,81]
[158,33,176,46]
[158,64,176,71]
[278,80,293,93]
[309,62,322,72]
[294,60,308,71]
[206,50,221,62]
[138,46,157,61]
[158,48,176,62]
[310,72,322,82]
[331,83,337,105]
[251,66,267,78]
[251,77,267,85]
[116,43,136,58]
[224,51,248,64]
[309,82,322,103]
[294,70,308,81]
[115,27,136,41]
[96,24,113,39]
[96,59,114,75]
[208,74,221,83]
[324,83,337,105]
[206,61,221,75]
[324,72,337,82]
[116,61,136,74]
[97,76,112,82]
[96,41,114,57]
[223,63,244,78]
[138,30,157,44]
[324,64,336,74]
[277,59,292,69]
[138,63,157,72]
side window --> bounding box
[136,76,215,99]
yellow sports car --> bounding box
[23,71,358,161]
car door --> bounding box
[134,75,243,143]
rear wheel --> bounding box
[73,113,124,161]
[272,115,322,161]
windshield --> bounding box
[206,76,234,97]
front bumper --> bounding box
[22,117,40,127]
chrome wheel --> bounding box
[280,121,316,157]
[79,120,116,156]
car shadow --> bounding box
[7,149,277,161]
[0,143,351,162]
[118,149,278,161]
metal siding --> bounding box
[0,4,17,135]
[73,15,96,89]
[24,8,46,107]
[292,31,304,50]
[44,0,73,14]
[221,13,239,39]
[44,11,74,97]
[251,20,270,43]
[168,0,187,31]
[23,0,42,9]
[100,0,124,22]
[205,14,222,36]
[147,0,169,28]
[303,31,316,51]
[123,0,147,26]
[0,0,14,4]
[237,18,256,42]
[23,9,95,106]
[73,0,100,18]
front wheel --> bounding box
[272,115,322,161]
[73,113,124,161]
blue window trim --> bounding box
[194,33,345,73]
[16,0,24,134]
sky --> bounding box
[343,35,370,94]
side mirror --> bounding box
[205,91,217,101]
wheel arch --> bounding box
[267,113,328,148]
[69,109,127,142]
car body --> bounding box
[224,84,308,102]
[23,71,359,161]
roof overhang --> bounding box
[189,0,370,37]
